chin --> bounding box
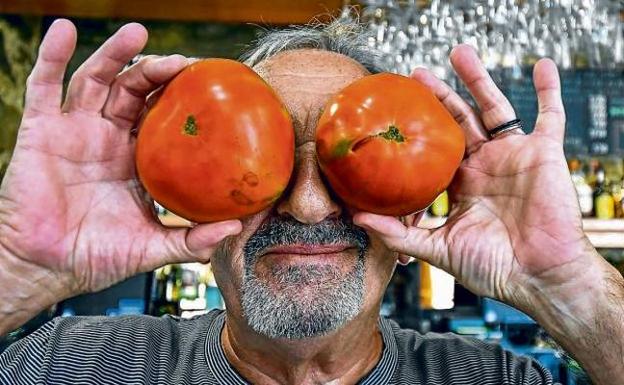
[240,258,366,339]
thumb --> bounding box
[138,220,242,272]
[353,212,449,271]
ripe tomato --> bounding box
[316,73,465,216]
[136,59,294,222]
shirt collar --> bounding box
[204,311,399,385]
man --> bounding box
[0,17,622,385]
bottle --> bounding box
[419,262,433,310]
[159,265,181,316]
[585,158,600,189]
[180,266,199,300]
[569,159,593,217]
[149,267,168,316]
[613,179,624,219]
[620,178,624,219]
[593,168,615,219]
[428,191,449,217]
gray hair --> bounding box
[240,17,388,74]
[239,214,369,339]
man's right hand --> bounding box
[0,19,241,334]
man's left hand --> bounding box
[354,44,620,326]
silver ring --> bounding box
[488,118,524,140]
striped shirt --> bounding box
[0,310,554,384]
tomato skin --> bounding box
[136,59,294,223]
[316,73,465,216]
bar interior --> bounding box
[0,1,623,384]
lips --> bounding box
[261,244,353,256]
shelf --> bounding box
[418,217,624,249]
[417,216,447,229]
[581,219,624,232]
[582,219,624,249]
[159,214,624,249]
[0,0,343,24]
[158,214,191,227]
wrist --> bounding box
[519,248,608,326]
[508,237,600,315]
[519,250,624,384]
[0,242,74,335]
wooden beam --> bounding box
[0,0,344,24]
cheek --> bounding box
[211,236,245,297]
[363,233,398,288]
[211,208,272,296]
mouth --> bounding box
[261,244,354,256]
[257,244,359,268]
[253,243,362,283]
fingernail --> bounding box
[50,18,68,28]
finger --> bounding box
[63,23,148,113]
[24,19,77,115]
[139,220,242,272]
[103,54,189,129]
[353,213,448,271]
[533,58,566,143]
[129,86,166,137]
[411,68,487,153]
[449,44,516,130]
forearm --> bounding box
[527,251,624,385]
[0,245,71,336]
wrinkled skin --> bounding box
[0,21,242,301]
[1,19,622,385]
[355,49,596,314]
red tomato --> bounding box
[316,73,465,216]
[136,59,294,222]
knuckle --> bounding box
[138,54,160,65]
[168,53,187,61]
[121,55,159,76]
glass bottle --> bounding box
[620,178,624,219]
[569,158,593,217]
[159,265,181,316]
[594,168,615,219]
[428,190,449,217]
[611,180,623,219]
[585,158,600,190]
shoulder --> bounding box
[0,310,224,384]
[51,310,217,339]
[43,309,223,357]
[382,318,554,385]
[37,310,221,352]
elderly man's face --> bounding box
[211,49,398,339]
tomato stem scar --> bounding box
[334,125,406,157]
[183,115,198,136]
[377,125,405,142]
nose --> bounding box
[276,143,342,224]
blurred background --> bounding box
[0,1,623,384]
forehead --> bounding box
[253,49,370,147]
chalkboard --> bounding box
[451,68,624,157]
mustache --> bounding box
[243,215,370,262]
